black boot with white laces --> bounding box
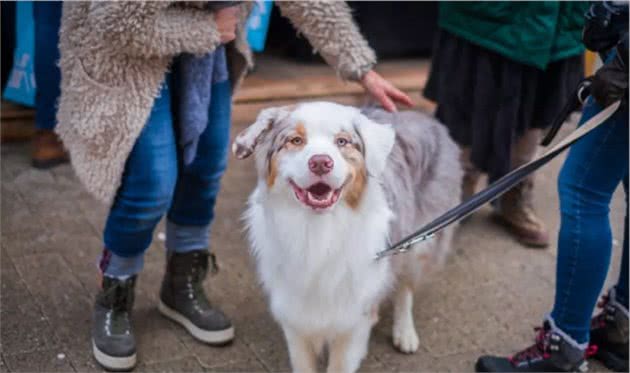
[92,275,137,371]
[158,250,234,345]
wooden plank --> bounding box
[0,57,432,135]
[1,120,36,143]
[235,57,430,103]
[232,90,436,125]
[1,101,35,120]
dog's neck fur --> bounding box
[245,177,393,333]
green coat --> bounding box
[438,1,588,69]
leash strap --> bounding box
[375,99,621,260]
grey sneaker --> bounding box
[92,276,137,371]
[158,250,234,344]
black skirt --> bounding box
[424,30,584,182]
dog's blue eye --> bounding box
[291,137,303,146]
[336,138,348,147]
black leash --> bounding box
[540,78,592,146]
[375,80,621,260]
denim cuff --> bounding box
[544,314,589,350]
[98,249,144,279]
[165,220,210,254]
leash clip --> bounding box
[374,233,434,260]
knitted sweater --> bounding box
[56,1,376,204]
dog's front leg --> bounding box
[283,326,317,373]
[392,285,419,353]
[326,321,371,373]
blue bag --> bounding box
[3,1,36,107]
[246,0,273,52]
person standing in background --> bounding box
[424,2,587,248]
[32,1,68,169]
[476,1,628,371]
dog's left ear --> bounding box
[353,114,396,176]
[232,106,290,159]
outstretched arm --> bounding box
[277,1,412,112]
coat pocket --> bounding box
[77,57,127,90]
[58,58,142,158]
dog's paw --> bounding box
[392,324,420,354]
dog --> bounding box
[233,102,462,372]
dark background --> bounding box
[1,1,439,90]
[265,1,438,61]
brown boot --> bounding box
[495,178,550,248]
[31,129,69,169]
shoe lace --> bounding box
[106,308,131,334]
[585,344,599,358]
[187,253,212,311]
[509,327,551,365]
[103,280,133,335]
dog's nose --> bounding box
[308,154,334,175]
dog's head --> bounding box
[233,102,395,212]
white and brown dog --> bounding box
[233,102,462,373]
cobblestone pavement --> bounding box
[1,113,623,372]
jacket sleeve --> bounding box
[86,2,223,58]
[583,1,629,53]
[276,1,376,81]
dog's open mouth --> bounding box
[290,180,342,210]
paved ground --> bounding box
[1,108,624,372]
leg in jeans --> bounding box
[31,2,68,168]
[158,80,235,344]
[166,80,232,254]
[92,77,176,371]
[102,78,177,278]
[551,97,629,344]
[33,1,61,131]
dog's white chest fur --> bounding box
[245,182,393,334]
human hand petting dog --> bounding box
[360,70,414,112]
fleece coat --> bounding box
[56,1,377,204]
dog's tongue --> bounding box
[308,183,332,200]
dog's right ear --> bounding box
[353,113,395,176]
[232,107,289,159]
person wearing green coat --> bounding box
[424,1,587,248]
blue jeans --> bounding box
[551,97,629,344]
[101,75,232,277]
[33,1,62,130]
